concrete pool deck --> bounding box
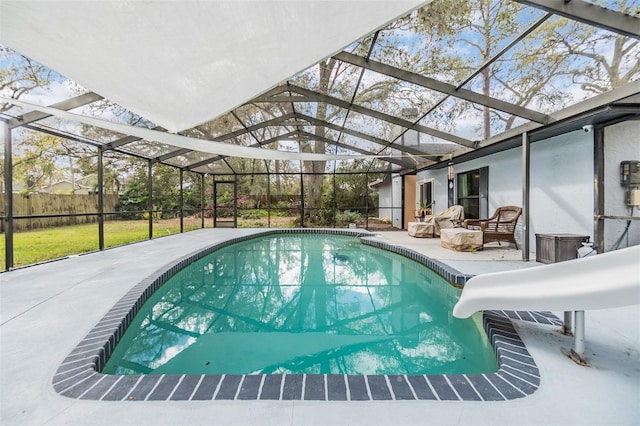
[1,228,638,425]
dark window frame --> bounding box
[456,167,488,220]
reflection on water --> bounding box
[103,235,497,375]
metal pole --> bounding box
[332,162,337,228]
[365,172,369,230]
[97,146,104,250]
[300,171,304,227]
[179,169,184,233]
[213,180,217,228]
[211,176,218,228]
[400,174,404,229]
[200,174,205,229]
[2,120,14,270]
[148,160,153,239]
[574,310,586,359]
[563,311,573,335]
[233,179,238,228]
[521,131,531,260]
[267,170,271,228]
[594,126,605,252]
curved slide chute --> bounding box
[453,245,640,319]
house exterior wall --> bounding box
[421,169,449,214]
[370,175,404,229]
[43,181,75,194]
[603,121,640,250]
[375,182,393,221]
[379,120,638,249]
[416,129,596,254]
[529,131,594,246]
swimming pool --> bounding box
[102,234,497,376]
[53,229,554,401]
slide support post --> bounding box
[563,311,573,335]
[574,310,586,358]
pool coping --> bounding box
[52,228,561,402]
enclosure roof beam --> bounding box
[228,100,429,158]
[222,157,236,174]
[253,84,476,148]
[370,13,550,152]
[105,134,143,149]
[156,147,193,162]
[22,123,102,148]
[231,110,264,146]
[199,110,426,159]
[184,128,415,170]
[276,130,415,168]
[209,113,297,141]
[184,127,312,169]
[183,115,306,168]
[334,51,552,125]
[513,0,640,39]
[184,155,226,171]
[104,125,168,150]
[295,112,429,157]
[194,103,453,160]
[186,129,292,168]
[456,13,552,90]
[477,79,640,149]
[8,92,103,129]
[293,130,417,168]
[105,114,293,155]
[296,121,441,166]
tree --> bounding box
[10,131,96,192]
[299,58,335,221]
[405,0,639,138]
[332,160,381,207]
[12,132,65,191]
[0,47,54,114]
[1,48,58,192]
[117,161,149,218]
[551,0,639,95]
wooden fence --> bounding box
[0,193,120,231]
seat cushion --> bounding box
[408,221,435,238]
[440,228,483,251]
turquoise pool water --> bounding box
[103,234,497,376]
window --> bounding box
[456,167,488,219]
[417,179,433,210]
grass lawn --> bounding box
[0,215,393,270]
[0,218,206,269]
[0,216,298,270]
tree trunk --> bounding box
[482,67,491,140]
[301,59,334,221]
[274,160,281,195]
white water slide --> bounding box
[453,245,640,363]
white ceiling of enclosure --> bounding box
[0,0,426,133]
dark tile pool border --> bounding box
[53,229,559,401]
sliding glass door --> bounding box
[456,167,488,219]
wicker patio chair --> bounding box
[463,206,522,249]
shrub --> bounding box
[142,206,162,221]
[335,210,362,226]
